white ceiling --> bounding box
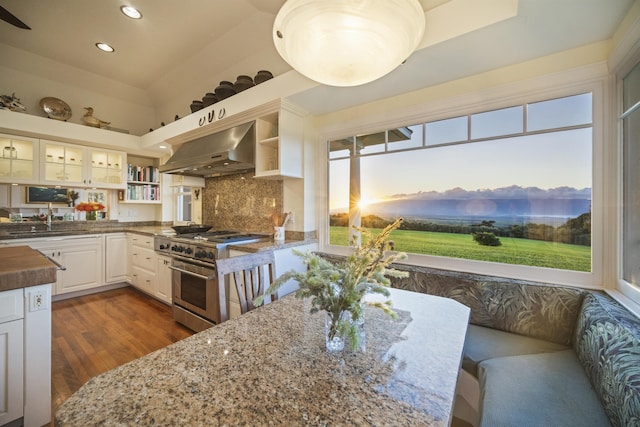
[0,0,635,117]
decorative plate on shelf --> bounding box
[39,97,72,121]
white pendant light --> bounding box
[273,0,425,87]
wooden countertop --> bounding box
[0,245,58,292]
[55,289,470,426]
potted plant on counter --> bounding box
[255,218,408,352]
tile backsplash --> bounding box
[202,171,283,233]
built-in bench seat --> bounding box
[385,264,640,427]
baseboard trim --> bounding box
[52,282,129,302]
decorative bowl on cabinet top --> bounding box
[40,97,72,121]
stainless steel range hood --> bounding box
[159,121,255,177]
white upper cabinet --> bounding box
[41,140,84,185]
[40,140,126,189]
[254,104,304,179]
[88,149,126,188]
[0,134,40,184]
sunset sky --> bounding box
[329,127,592,211]
[329,93,593,211]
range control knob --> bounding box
[171,245,178,251]
[195,250,206,259]
[207,252,215,259]
[185,248,193,255]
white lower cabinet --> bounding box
[128,233,170,303]
[0,289,24,426]
[128,233,155,295]
[36,236,103,295]
[59,239,102,294]
[105,233,128,283]
[130,265,154,295]
[156,255,172,304]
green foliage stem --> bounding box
[254,218,408,351]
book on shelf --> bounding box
[126,184,160,201]
[127,164,160,183]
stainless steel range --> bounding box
[155,230,270,332]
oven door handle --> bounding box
[168,265,215,280]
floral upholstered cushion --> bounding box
[390,267,585,346]
[573,292,640,427]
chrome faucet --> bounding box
[47,202,53,231]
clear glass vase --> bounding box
[325,311,346,352]
[325,308,367,353]
[86,211,97,220]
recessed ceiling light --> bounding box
[120,5,142,19]
[95,42,115,53]
[159,145,167,149]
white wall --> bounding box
[0,44,156,136]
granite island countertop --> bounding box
[55,288,469,426]
[0,245,58,292]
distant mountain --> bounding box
[339,186,592,224]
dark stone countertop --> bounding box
[0,245,58,292]
[0,224,317,253]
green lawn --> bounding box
[330,226,591,272]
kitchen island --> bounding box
[0,245,57,427]
[55,288,470,426]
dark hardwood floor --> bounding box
[51,287,193,417]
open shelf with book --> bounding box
[124,156,161,204]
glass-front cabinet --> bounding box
[41,141,84,184]
[0,134,39,184]
[89,150,124,188]
[40,140,125,189]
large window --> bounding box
[176,186,192,222]
[328,93,593,272]
[623,63,640,288]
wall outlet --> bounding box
[29,290,48,312]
